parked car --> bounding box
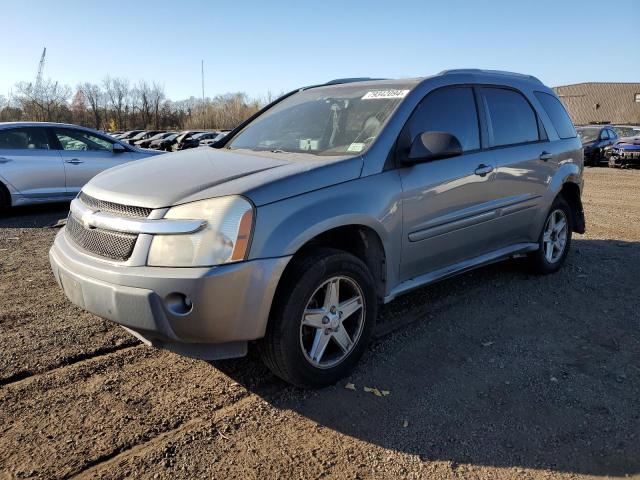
[148,132,180,151]
[177,131,219,150]
[611,125,640,138]
[172,131,205,151]
[608,137,640,168]
[117,130,144,141]
[124,130,164,146]
[576,125,618,166]
[50,70,585,388]
[135,132,176,149]
[0,122,162,209]
[200,131,230,146]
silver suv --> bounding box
[50,70,585,388]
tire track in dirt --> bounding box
[70,395,258,479]
[0,342,139,387]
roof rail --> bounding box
[439,69,543,84]
[324,77,386,85]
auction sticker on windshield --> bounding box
[362,89,410,100]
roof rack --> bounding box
[439,69,543,84]
[324,77,386,85]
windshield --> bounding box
[149,133,166,140]
[164,134,178,141]
[228,83,414,156]
[576,127,601,143]
[613,126,640,138]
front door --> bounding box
[0,126,66,201]
[399,86,501,281]
[51,127,133,195]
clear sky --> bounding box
[2,0,638,101]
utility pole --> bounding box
[201,59,205,129]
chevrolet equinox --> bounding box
[50,70,585,388]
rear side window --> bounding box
[0,127,51,150]
[407,86,480,152]
[534,91,576,139]
[482,87,539,147]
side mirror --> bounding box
[404,131,463,164]
[112,143,127,153]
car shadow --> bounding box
[0,202,70,228]
[213,238,640,477]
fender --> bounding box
[249,171,404,292]
[531,161,583,237]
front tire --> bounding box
[259,248,377,388]
[527,196,572,274]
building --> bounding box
[553,82,640,126]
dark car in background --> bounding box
[116,130,144,141]
[576,125,618,166]
[125,130,164,145]
[608,136,640,168]
[135,132,176,149]
[175,131,219,150]
[148,132,179,150]
[171,131,205,151]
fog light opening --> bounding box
[165,292,193,316]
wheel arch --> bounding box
[277,223,388,302]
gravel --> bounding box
[0,167,638,479]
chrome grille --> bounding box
[78,192,152,219]
[66,214,138,261]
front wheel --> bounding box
[259,248,377,388]
[526,197,572,274]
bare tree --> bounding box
[150,83,165,129]
[79,82,103,129]
[134,80,152,128]
[14,79,71,122]
[104,77,129,130]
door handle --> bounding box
[539,151,553,162]
[65,159,84,165]
[474,164,494,177]
[0,157,12,164]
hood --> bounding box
[82,147,363,208]
[582,140,596,149]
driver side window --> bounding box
[407,86,481,152]
[54,128,114,151]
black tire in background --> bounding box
[259,247,377,388]
[527,195,573,274]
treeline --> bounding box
[0,76,267,132]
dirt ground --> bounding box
[1,167,639,480]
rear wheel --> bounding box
[259,248,377,388]
[527,196,572,274]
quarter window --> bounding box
[0,127,50,150]
[407,86,480,152]
[534,91,577,139]
[482,87,540,147]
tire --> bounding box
[0,183,9,213]
[258,247,377,388]
[527,196,572,274]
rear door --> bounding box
[51,127,134,195]
[398,86,502,281]
[479,86,555,246]
[0,127,66,200]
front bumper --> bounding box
[49,229,291,359]
[609,151,640,166]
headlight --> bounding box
[147,196,254,267]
